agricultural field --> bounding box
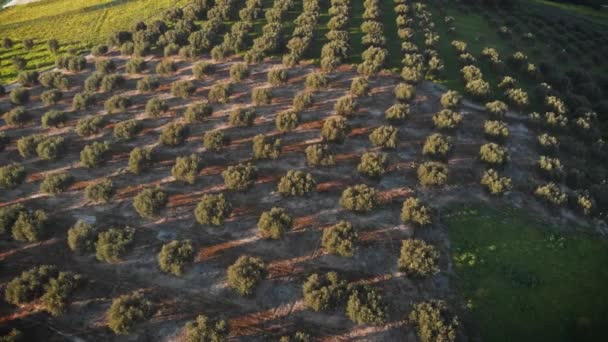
[0,0,607,341]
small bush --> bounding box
[133,187,168,218]
[156,59,177,75]
[417,162,448,186]
[227,255,266,296]
[268,68,288,85]
[258,207,292,240]
[136,76,160,92]
[357,152,387,178]
[484,120,509,140]
[80,141,110,168]
[222,162,258,190]
[409,300,459,342]
[67,220,96,254]
[193,61,214,79]
[100,74,125,92]
[203,130,226,152]
[538,156,564,180]
[346,286,387,324]
[230,63,249,81]
[85,73,102,92]
[485,100,508,117]
[479,143,508,165]
[293,91,313,111]
[208,83,232,104]
[369,125,398,149]
[40,90,63,106]
[251,87,272,105]
[72,92,95,110]
[334,95,358,117]
[399,239,439,277]
[422,133,452,158]
[432,109,463,130]
[305,72,328,90]
[440,90,462,109]
[321,116,349,143]
[275,109,300,132]
[125,58,147,74]
[195,193,232,226]
[172,154,201,184]
[35,136,65,161]
[401,197,432,226]
[38,72,69,90]
[229,107,256,127]
[159,123,188,146]
[278,170,315,196]
[340,184,377,212]
[10,87,29,105]
[95,59,115,74]
[145,98,169,118]
[158,240,194,276]
[534,183,566,206]
[302,272,348,311]
[4,107,30,126]
[128,147,152,174]
[394,83,415,102]
[84,178,113,203]
[104,95,132,114]
[113,120,142,140]
[481,169,512,195]
[75,116,104,136]
[322,221,358,257]
[184,315,230,341]
[252,134,281,160]
[40,172,72,195]
[385,103,409,122]
[305,144,335,166]
[350,77,369,96]
[107,291,152,334]
[184,102,213,123]
[172,80,196,98]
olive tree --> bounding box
[302,272,347,311]
[321,116,349,143]
[417,162,448,186]
[222,163,258,191]
[399,239,440,277]
[67,220,96,254]
[481,169,512,195]
[227,255,266,296]
[258,207,293,240]
[252,134,281,160]
[276,110,300,132]
[84,179,113,203]
[107,292,152,335]
[159,123,188,146]
[422,133,452,158]
[183,315,229,342]
[172,154,201,184]
[128,148,152,174]
[369,125,398,149]
[346,285,387,324]
[195,193,232,226]
[305,144,335,166]
[340,184,377,212]
[95,227,135,263]
[277,170,315,196]
[357,152,387,178]
[80,141,110,168]
[401,197,432,226]
[133,187,168,218]
[158,240,194,276]
[321,221,358,257]
[40,172,73,195]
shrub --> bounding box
[40,89,63,106]
[11,210,47,242]
[465,79,490,98]
[100,74,125,92]
[95,59,116,74]
[293,91,313,111]
[107,292,152,334]
[158,240,194,276]
[143,98,168,118]
[275,110,300,132]
[41,271,82,316]
[433,109,463,130]
[394,83,415,102]
[125,58,147,74]
[195,193,232,226]
[305,72,328,90]
[86,74,104,92]
[4,265,58,305]
[84,178,113,203]
[36,136,65,161]
[104,95,132,113]
[128,147,152,174]
[350,77,369,97]
[346,286,387,325]
[172,80,196,98]
[229,108,256,127]
[67,220,96,254]
[322,221,358,257]
[485,100,508,117]
[334,95,358,117]
[340,184,377,212]
[17,134,44,158]
[133,187,168,218]
[321,116,349,143]
[10,87,29,105]
[258,207,292,240]
[200,129,225,152]
[417,162,448,186]
[0,204,26,235]
[538,156,564,180]
[357,152,387,178]
[208,82,232,104]
[4,107,30,126]
[278,170,315,196]
[75,116,105,136]
[481,169,512,195]
[222,163,257,191]
[113,120,142,140]
[422,133,452,158]
[227,255,266,296]
[305,144,335,166]
[439,90,461,109]
[230,63,250,82]
[369,125,398,149]
[184,102,213,123]
[193,62,214,79]
[401,197,432,226]
[534,183,566,206]
[184,315,230,342]
[399,239,439,277]
[72,92,95,110]
[479,143,508,165]
[385,103,409,122]
[484,120,509,140]
[302,272,348,311]
[268,68,288,85]
[137,76,160,92]
[39,72,69,90]
[80,141,110,168]
[409,300,459,342]
[172,154,201,184]
[156,59,177,75]
[252,134,281,160]
[251,87,272,105]
[159,123,188,146]
[40,172,72,195]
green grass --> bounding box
[447,206,608,342]
[0,0,190,84]
[528,0,608,25]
